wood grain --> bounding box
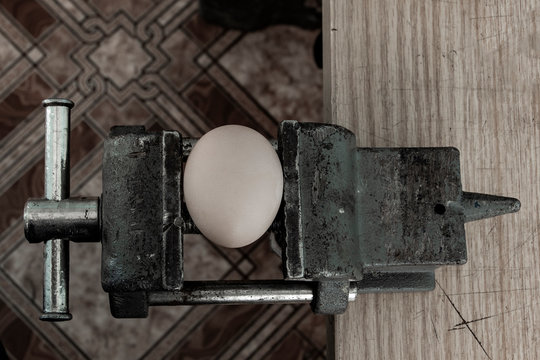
[324,1,540,359]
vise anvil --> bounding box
[24,99,520,321]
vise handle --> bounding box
[24,99,99,321]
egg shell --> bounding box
[183,125,283,248]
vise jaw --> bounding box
[23,99,520,320]
[275,121,520,313]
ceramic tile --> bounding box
[0,71,53,140]
[220,26,323,124]
[0,1,327,358]
[0,31,20,72]
[167,304,266,359]
[235,305,296,359]
[55,0,86,22]
[183,74,273,136]
[159,28,201,92]
[70,121,103,167]
[72,164,102,198]
[88,0,161,20]
[195,53,213,68]
[297,312,327,351]
[0,159,43,234]
[90,28,152,88]
[206,30,242,59]
[1,236,188,360]
[88,97,153,134]
[219,305,284,359]
[0,0,56,38]
[40,24,80,86]
[205,65,279,138]
[214,246,244,265]
[183,12,224,46]
[26,46,44,63]
[237,258,255,277]
[157,1,191,26]
[0,9,32,52]
[183,235,232,280]
[249,306,315,359]
[0,298,57,360]
[246,237,283,280]
[263,330,321,360]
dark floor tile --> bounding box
[147,121,164,132]
[87,0,161,20]
[0,298,59,359]
[245,237,283,280]
[0,159,43,234]
[0,32,21,72]
[214,246,244,265]
[0,1,326,357]
[183,235,232,281]
[70,121,102,167]
[0,0,55,38]
[296,314,327,352]
[262,330,321,360]
[40,25,80,86]
[0,71,53,141]
[168,304,266,360]
[184,74,275,136]
[219,26,323,124]
[159,28,201,92]
[88,97,153,134]
[183,12,224,46]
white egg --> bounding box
[183,125,283,248]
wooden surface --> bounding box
[324,1,539,359]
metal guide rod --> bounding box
[148,280,359,306]
[41,98,73,321]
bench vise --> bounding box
[24,99,520,321]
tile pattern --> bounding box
[0,0,323,359]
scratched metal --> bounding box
[101,126,183,317]
[27,120,521,319]
[274,120,520,314]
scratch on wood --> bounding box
[450,314,497,330]
[448,303,534,333]
[479,31,509,41]
[502,231,537,267]
[437,281,492,360]
[448,287,538,296]
[449,326,466,331]
[470,15,513,20]
[431,317,440,343]
[487,223,497,235]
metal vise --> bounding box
[24,99,520,321]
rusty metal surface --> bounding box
[274,120,519,314]
[25,114,520,319]
[101,127,183,296]
[277,121,361,281]
[356,147,466,272]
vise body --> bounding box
[24,99,520,321]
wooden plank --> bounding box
[325,1,540,359]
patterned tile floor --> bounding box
[0,0,324,359]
